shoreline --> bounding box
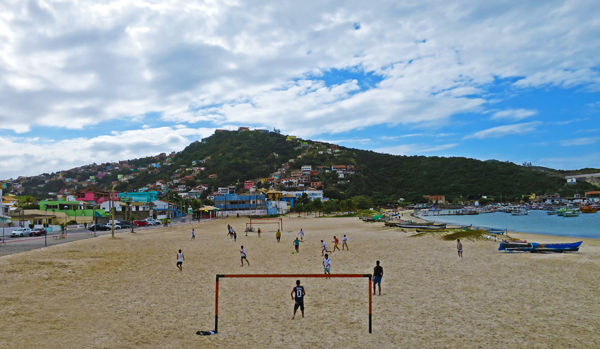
[413,211,600,242]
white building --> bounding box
[282,190,324,201]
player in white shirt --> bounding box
[298,229,305,242]
[321,240,331,256]
[240,246,250,266]
[342,235,349,250]
[323,254,331,279]
[176,249,185,271]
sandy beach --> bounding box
[2,215,600,348]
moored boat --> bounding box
[487,228,506,234]
[580,206,599,214]
[498,241,582,253]
[414,225,447,231]
[547,211,557,215]
[511,209,529,216]
[395,223,446,229]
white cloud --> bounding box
[0,0,598,174]
[491,109,537,121]
[380,134,423,140]
[0,126,214,179]
[377,143,459,155]
[0,0,598,137]
[560,137,600,146]
[463,122,542,140]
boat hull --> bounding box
[499,241,582,253]
[396,224,446,229]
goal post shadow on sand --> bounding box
[212,273,373,334]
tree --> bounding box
[294,203,305,213]
[300,193,310,206]
[323,200,338,215]
[352,196,373,210]
[312,198,324,217]
[344,199,357,212]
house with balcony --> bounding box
[74,187,119,204]
[332,165,347,173]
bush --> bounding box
[66,220,77,225]
[29,223,35,229]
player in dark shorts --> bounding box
[177,249,185,271]
[291,280,306,319]
[373,261,383,295]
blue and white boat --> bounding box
[487,228,506,235]
[498,241,582,253]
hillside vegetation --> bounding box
[18,131,596,204]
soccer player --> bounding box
[457,239,463,258]
[257,228,261,238]
[191,229,195,240]
[373,261,383,295]
[233,230,237,242]
[176,249,184,271]
[298,229,305,242]
[240,246,250,266]
[293,238,300,253]
[321,240,331,256]
[323,254,331,279]
[332,236,340,252]
[276,229,281,242]
[291,280,305,319]
[342,235,349,250]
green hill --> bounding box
[19,130,596,204]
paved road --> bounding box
[0,218,211,257]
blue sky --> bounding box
[0,0,599,179]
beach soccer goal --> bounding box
[245,221,281,233]
[248,218,283,231]
[212,273,373,334]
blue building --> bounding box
[119,191,159,203]
[214,194,266,211]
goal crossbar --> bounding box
[214,273,373,334]
[249,217,283,230]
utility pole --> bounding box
[44,204,47,247]
[1,188,4,245]
[111,186,115,238]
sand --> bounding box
[2,215,600,348]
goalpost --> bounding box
[214,273,373,334]
[245,221,281,232]
[249,217,283,231]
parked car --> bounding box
[116,223,132,229]
[144,218,161,226]
[134,220,149,227]
[88,224,111,231]
[10,228,32,237]
[30,228,47,236]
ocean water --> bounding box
[420,210,600,239]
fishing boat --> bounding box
[395,223,446,229]
[414,225,448,232]
[498,241,582,253]
[511,208,529,216]
[487,228,506,235]
[580,206,599,214]
[563,210,580,217]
